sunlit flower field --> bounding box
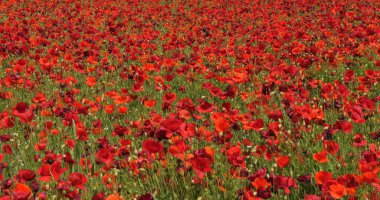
[0,0,379,199]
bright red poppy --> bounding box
[276,155,290,168]
[315,171,332,185]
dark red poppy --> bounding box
[15,169,36,183]
[2,144,12,155]
[273,175,297,194]
[196,101,213,113]
[191,157,211,178]
[344,70,355,82]
[162,92,177,103]
[68,172,87,190]
[142,139,163,154]
[323,141,340,155]
[0,112,14,129]
[96,148,113,167]
[12,103,33,123]
[92,192,105,200]
[334,120,353,134]
[137,193,154,200]
[352,133,367,147]
[57,180,71,191]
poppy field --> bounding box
[0,0,380,199]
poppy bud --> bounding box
[2,179,13,189]
[30,181,40,192]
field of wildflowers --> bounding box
[0,0,379,199]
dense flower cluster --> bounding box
[0,0,379,199]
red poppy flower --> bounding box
[0,112,14,129]
[162,92,177,103]
[329,183,347,199]
[252,178,271,190]
[12,183,32,200]
[96,148,114,167]
[168,139,190,160]
[213,117,229,133]
[179,122,195,138]
[15,169,36,183]
[117,106,128,114]
[76,128,88,141]
[191,157,211,178]
[227,145,246,167]
[37,165,52,182]
[105,105,115,114]
[144,100,156,108]
[250,119,264,131]
[273,175,297,194]
[347,104,366,124]
[276,155,290,168]
[142,139,163,154]
[86,76,97,87]
[39,57,51,71]
[2,144,12,155]
[161,117,182,133]
[196,101,213,113]
[12,102,34,123]
[102,173,115,189]
[323,141,340,155]
[313,150,329,163]
[315,171,332,185]
[68,172,87,190]
[57,180,71,191]
[105,193,123,200]
[334,120,353,134]
[37,161,67,182]
[304,195,321,200]
[352,133,367,147]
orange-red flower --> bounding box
[276,155,290,168]
[252,178,271,190]
[313,150,329,163]
[329,184,347,199]
[315,171,332,185]
[12,183,32,200]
